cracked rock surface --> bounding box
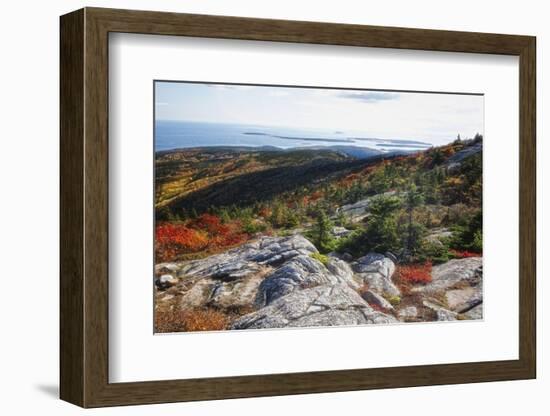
[352,253,400,298]
[167,234,319,281]
[413,257,483,318]
[232,284,397,329]
[257,255,359,306]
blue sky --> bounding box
[155,82,483,146]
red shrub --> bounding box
[192,213,227,234]
[450,249,480,259]
[396,262,432,284]
[155,223,209,261]
[156,223,208,249]
[209,223,248,249]
[156,214,252,261]
[369,302,387,313]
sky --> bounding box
[155,82,484,146]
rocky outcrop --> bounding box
[337,192,398,222]
[337,199,370,222]
[436,308,458,321]
[155,274,178,290]
[353,253,396,276]
[257,255,358,306]
[360,290,394,311]
[416,258,482,294]
[326,257,359,289]
[155,234,483,330]
[398,306,418,320]
[463,304,483,320]
[168,235,318,281]
[425,228,453,247]
[232,284,398,330]
[332,226,352,238]
[352,253,400,298]
[446,142,482,172]
[423,300,458,321]
[208,271,270,310]
[413,257,483,319]
[445,285,483,313]
[329,251,353,262]
[155,235,317,311]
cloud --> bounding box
[338,91,400,103]
[268,90,290,97]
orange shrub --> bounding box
[396,261,433,284]
[192,213,227,234]
[155,308,229,333]
[309,190,323,202]
[209,224,248,249]
[155,223,209,262]
[443,147,456,157]
[156,214,251,261]
[180,308,229,332]
[196,215,249,249]
[342,173,361,185]
[258,207,272,218]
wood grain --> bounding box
[59,8,84,406]
[60,7,537,408]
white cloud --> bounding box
[268,90,290,97]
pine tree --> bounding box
[312,209,335,253]
[363,195,402,253]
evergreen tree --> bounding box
[311,208,335,253]
[355,195,402,254]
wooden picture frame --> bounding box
[60,7,536,408]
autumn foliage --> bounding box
[395,261,433,284]
[155,308,229,333]
[450,249,480,259]
[191,214,248,248]
[156,213,250,262]
[155,223,209,262]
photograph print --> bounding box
[154,81,483,333]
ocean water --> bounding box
[155,120,432,153]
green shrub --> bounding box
[242,218,268,234]
[416,240,451,264]
[361,195,402,253]
[307,209,337,253]
[332,229,363,257]
[333,195,403,257]
[310,252,329,266]
[388,295,402,306]
[450,210,482,253]
[470,229,483,252]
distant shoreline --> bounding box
[243,131,354,143]
[155,120,444,153]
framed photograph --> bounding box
[60,7,536,408]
